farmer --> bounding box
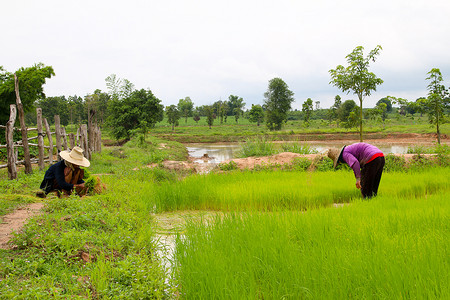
[36,146,90,198]
[327,143,385,198]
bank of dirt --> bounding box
[143,133,447,172]
[0,203,44,249]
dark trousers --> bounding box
[361,156,385,198]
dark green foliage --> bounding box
[248,104,264,126]
[107,88,164,140]
[166,104,180,130]
[264,78,294,130]
[0,63,55,125]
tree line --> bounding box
[1,45,449,143]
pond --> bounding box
[186,142,411,163]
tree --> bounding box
[264,77,295,130]
[370,102,388,129]
[68,95,86,124]
[228,95,245,121]
[85,89,110,125]
[329,45,383,141]
[425,68,449,144]
[338,100,357,125]
[0,63,55,124]
[376,97,393,112]
[166,105,180,131]
[248,104,265,126]
[177,97,194,123]
[302,98,314,125]
[107,86,164,140]
[37,96,70,125]
[204,105,215,129]
[327,95,342,125]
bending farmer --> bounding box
[37,146,90,198]
[327,143,385,198]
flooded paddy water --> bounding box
[186,142,412,164]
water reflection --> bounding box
[186,143,241,164]
[186,142,410,163]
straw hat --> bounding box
[327,146,345,168]
[60,146,90,167]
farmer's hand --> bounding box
[355,180,361,189]
[75,183,85,189]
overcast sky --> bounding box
[2,0,450,110]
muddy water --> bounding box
[186,143,241,164]
[186,142,410,163]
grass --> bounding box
[174,190,450,299]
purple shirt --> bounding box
[342,143,383,180]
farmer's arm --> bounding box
[343,153,361,186]
[54,162,75,191]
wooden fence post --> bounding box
[44,118,54,165]
[36,108,45,170]
[15,74,32,174]
[69,133,75,149]
[80,124,90,159]
[96,124,102,153]
[88,109,95,156]
[6,104,17,180]
[61,127,68,150]
[54,115,62,161]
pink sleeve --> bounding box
[344,153,361,179]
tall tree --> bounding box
[177,97,194,123]
[166,105,180,131]
[426,68,449,144]
[302,98,314,125]
[0,63,55,124]
[376,97,393,112]
[248,104,265,126]
[85,89,110,125]
[228,95,245,119]
[37,96,69,125]
[329,45,383,141]
[204,105,215,129]
[338,100,357,125]
[264,78,294,130]
[327,95,342,125]
[107,87,164,140]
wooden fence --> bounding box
[1,74,101,180]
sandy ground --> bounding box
[0,202,44,249]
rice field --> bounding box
[149,168,449,212]
[173,190,450,299]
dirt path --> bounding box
[0,203,44,249]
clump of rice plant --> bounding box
[218,160,239,171]
[384,154,407,172]
[238,137,276,157]
[281,142,318,154]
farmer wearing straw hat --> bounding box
[37,146,90,198]
[327,143,385,198]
